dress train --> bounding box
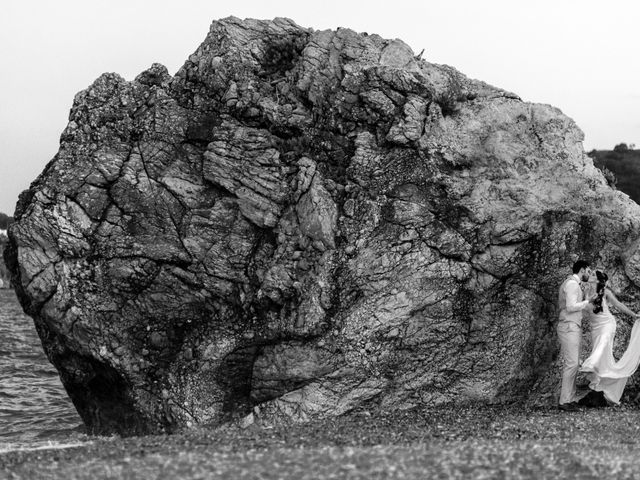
[579,298,640,404]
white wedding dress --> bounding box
[579,295,640,404]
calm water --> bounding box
[0,290,84,449]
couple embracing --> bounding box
[558,260,640,411]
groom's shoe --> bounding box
[558,402,579,412]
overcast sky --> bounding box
[1,0,639,214]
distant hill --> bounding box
[589,144,640,205]
[0,212,13,230]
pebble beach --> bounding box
[4,404,640,479]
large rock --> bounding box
[5,17,640,435]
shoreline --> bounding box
[3,404,640,479]
[0,441,91,455]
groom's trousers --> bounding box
[557,321,582,404]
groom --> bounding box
[557,259,596,411]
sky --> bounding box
[1,0,639,215]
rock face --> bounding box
[5,17,640,435]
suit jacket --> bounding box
[558,274,589,326]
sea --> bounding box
[0,289,86,453]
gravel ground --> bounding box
[3,404,640,479]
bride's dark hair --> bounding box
[593,270,608,314]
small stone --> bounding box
[312,240,327,252]
[343,199,355,217]
[150,332,165,348]
[320,292,332,310]
[298,236,311,249]
[239,413,255,429]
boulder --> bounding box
[5,17,640,435]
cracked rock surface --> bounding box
[5,17,640,435]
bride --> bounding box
[579,270,640,404]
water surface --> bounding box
[0,290,83,448]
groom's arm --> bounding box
[565,281,589,312]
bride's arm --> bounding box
[605,289,639,320]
